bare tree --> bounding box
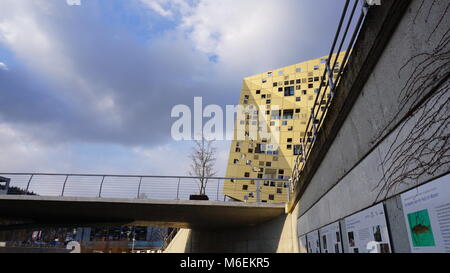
[188,138,217,196]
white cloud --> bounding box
[139,0,340,77]
[66,0,81,6]
[0,61,8,70]
[138,0,193,18]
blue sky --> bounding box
[0,0,344,176]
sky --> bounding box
[0,0,345,176]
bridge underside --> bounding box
[0,196,285,230]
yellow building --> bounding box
[224,53,344,203]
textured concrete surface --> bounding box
[165,213,296,253]
[0,195,285,229]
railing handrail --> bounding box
[0,173,290,182]
[291,0,370,192]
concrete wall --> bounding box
[165,213,297,253]
[295,0,449,252]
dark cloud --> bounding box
[0,0,345,150]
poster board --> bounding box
[401,174,450,253]
[344,203,392,253]
[306,230,320,253]
[319,222,343,253]
[298,235,308,253]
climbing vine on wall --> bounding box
[374,0,450,201]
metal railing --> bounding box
[291,0,372,191]
[0,173,290,204]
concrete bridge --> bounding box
[0,195,285,230]
[0,174,289,231]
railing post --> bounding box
[98,176,105,198]
[61,175,69,197]
[176,178,181,200]
[216,179,221,201]
[326,63,336,98]
[137,177,143,199]
[287,181,291,204]
[25,174,34,195]
[256,180,261,203]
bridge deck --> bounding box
[0,196,286,230]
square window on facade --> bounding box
[287,145,292,150]
[256,90,261,94]
[266,162,272,167]
[244,172,250,178]
[284,87,295,97]
[242,185,248,191]
[294,145,302,155]
[269,194,275,200]
[296,97,301,102]
[308,84,313,88]
[290,80,295,85]
[283,109,294,119]
[287,138,293,143]
[277,188,283,194]
[296,79,301,84]
[273,82,278,87]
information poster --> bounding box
[344,203,392,253]
[306,230,320,253]
[401,174,450,253]
[319,222,343,253]
[298,235,308,253]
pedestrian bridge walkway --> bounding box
[0,173,288,230]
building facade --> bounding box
[224,54,344,203]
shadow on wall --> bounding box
[170,214,294,253]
